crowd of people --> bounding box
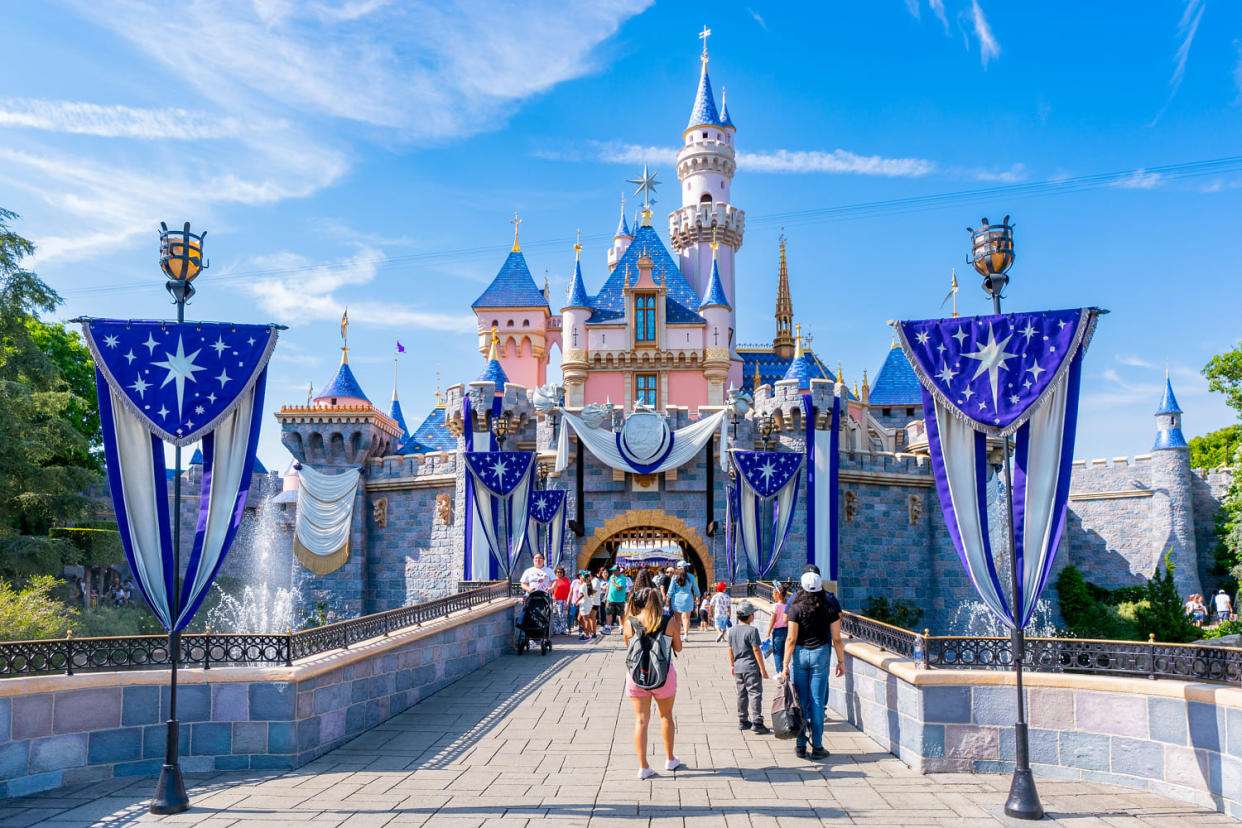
[65,570,136,609]
[1186,589,1235,627]
[513,553,848,778]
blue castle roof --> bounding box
[615,206,631,238]
[741,350,850,397]
[587,224,704,325]
[1156,376,1182,414]
[687,64,722,130]
[869,347,922,406]
[389,397,409,437]
[398,404,456,455]
[471,251,549,309]
[565,258,591,309]
[698,257,731,310]
[720,100,735,130]
[478,358,508,389]
[782,354,817,389]
[315,360,370,403]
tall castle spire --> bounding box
[773,230,794,359]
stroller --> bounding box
[515,590,553,656]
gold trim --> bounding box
[1069,490,1154,501]
[294,536,349,575]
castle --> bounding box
[233,39,1231,630]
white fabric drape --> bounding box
[466,462,533,576]
[108,385,173,626]
[812,428,833,577]
[555,409,728,474]
[295,464,361,556]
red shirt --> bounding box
[551,577,572,601]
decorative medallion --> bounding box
[620,410,670,464]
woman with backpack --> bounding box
[776,571,845,760]
[623,587,683,779]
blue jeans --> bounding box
[792,645,830,749]
[770,628,788,674]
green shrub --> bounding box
[0,576,79,640]
[74,602,164,637]
[1055,565,1143,640]
[1108,585,1147,605]
[1132,550,1200,644]
[49,527,122,566]
[1201,619,1242,640]
[861,596,924,630]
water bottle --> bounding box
[913,635,923,669]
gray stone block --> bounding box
[1060,730,1110,771]
[1149,696,1188,745]
[0,740,30,779]
[971,685,1017,726]
[1187,700,1224,753]
[28,734,87,773]
[920,685,970,723]
[121,686,159,727]
[1110,736,1164,779]
[231,721,267,754]
[999,727,1059,764]
[211,683,248,721]
[249,682,296,721]
[87,727,141,764]
[11,695,52,740]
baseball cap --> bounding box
[802,564,821,575]
[736,601,756,617]
[676,561,689,569]
[800,571,823,593]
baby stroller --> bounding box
[515,590,553,656]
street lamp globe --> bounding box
[967,216,1014,301]
[159,221,208,307]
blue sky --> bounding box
[2,1,1240,471]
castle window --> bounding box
[699,193,712,204]
[635,294,657,343]
[506,319,514,327]
[636,373,658,407]
[522,319,530,327]
[882,408,892,417]
[907,407,916,417]
[702,131,708,139]
[491,319,498,328]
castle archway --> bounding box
[579,510,713,591]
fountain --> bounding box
[207,496,302,633]
[948,599,1061,637]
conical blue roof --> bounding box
[1156,376,1182,414]
[389,398,409,437]
[869,348,922,406]
[398,403,455,454]
[477,358,508,390]
[471,251,549,309]
[720,101,735,130]
[615,206,631,239]
[565,258,590,309]
[698,257,730,310]
[782,355,816,389]
[687,64,722,131]
[315,361,370,403]
[587,223,703,325]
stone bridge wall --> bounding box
[0,598,516,800]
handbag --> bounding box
[771,677,804,740]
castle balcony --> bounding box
[675,138,736,179]
[668,203,744,252]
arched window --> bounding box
[635,294,657,343]
[522,319,530,327]
[491,319,498,328]
[506,319,514,327]
[699,193,712,204]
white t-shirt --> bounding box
[578,590,595,613]
[1215,593,1232,613]
[520,566,555,593]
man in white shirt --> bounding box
[519,553,555,594]
[1215,590,1234,622]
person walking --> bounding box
[576,576,598,640]
[666,565,701,636]
[568,571,585,634]
[711,582,732,642]
[593,567,610,630]
[766,584,789,673]
[1215,589,1234,623]
[778,571,846,760]
[605,566,629,632]
[728,601,770,734]
[550,567,571,635]
[623,587,683,779]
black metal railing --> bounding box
[841,612,921,659]
[0,582,513,677]
[457,580,523,597]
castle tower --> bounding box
[470,214,552,389]
[389,346,409,440]
[698,239,733,405]
[668,31,744,334]
[1149,374,1201,597]
[562,237,591,408]
[773,232,794,359]
[607,197,633,273]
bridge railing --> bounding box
[725,582,1242,685]
[0,581,513,677]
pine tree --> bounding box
[1133,550,1199,643]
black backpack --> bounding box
[626,616,673,690]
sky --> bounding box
[2,0,1240,471]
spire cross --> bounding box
[699,25,711,63]
[510,212,523,252]
[710,225,719,254]
[574,228,582,259]
[340,307,349,364]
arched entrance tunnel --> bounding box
[578,509,712,592]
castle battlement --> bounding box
[1073,454,1155,469]
[840,450,930,475]
[667,203,744,251]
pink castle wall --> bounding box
[667,370,709,410]
[584,372,626,406]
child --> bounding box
[711,582,732,642]
[728,601,770,733]
[577,578,598,640]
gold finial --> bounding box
[753,361,761,390]
[487,325,500,361]
[711,225,719,255]
[854,380,859,398]
[340,307,349,364]
[574,228,582,259]
[435,368,442,407]
[891,330,899,349]
[510,211,523,252]
[699,25,711,64]
[837,361,844,383]
[863,369,869,389]
[640,206,653,227]
[660,265,667,286]
[624,264,631,287]
[793,323,804,359]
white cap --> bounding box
[800,571,823,593]
[676,561,689,569]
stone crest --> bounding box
[908,494,922,526]
[844,490,858,522]
[436,493,452,525]
[372,497,388,528]
[620,410,669,463]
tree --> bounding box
[0,576,79,640]
[1204,341,1242,417]
[0,208,101,568]
[26,318,100,468]
[1132,550,1199,643]
[1189,424,1242,470]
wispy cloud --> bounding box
[547,141,938,178]
[747,7,767,30]
[1171,0,1206,94]
[0,98,278,140]
[1111,169,1163,189]
[928,0,949,31]
[1116,354,1157,369]
[237,247,476,332]
[969,0,1001,67]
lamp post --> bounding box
[969,216,1042,821]
[536,461,549,491]
[151,221,207,816]
[490,414,513,578]
[757,414,777,452]
[491,413,511,450]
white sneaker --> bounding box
[638,767,658,780]
[664,756,683,771]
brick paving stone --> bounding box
[4,632,1239,825]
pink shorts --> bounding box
[626,663,677,699]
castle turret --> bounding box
[699,241,732,405]
[562,238,591,408]
[389,347,408,439]
[607,197,633,273]
[471,215,551,389]
[773,233,794,359]
[478,327,509,392]
[1149,373,1201,597]
[669,34,744,335]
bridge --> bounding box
[0,594,1234,825]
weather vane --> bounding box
[627,163,660,210]
[699,25,711,63]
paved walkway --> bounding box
[4,627,1236,826]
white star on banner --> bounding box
[129,376,150,399]
[152,336,204,415]
[916,330,930,345]
[215,369,231,387]
[123,349,136,365]
[1057,319,1067,329]
[157,405,169,419]
[757,460,777,485]
[952,327,968,346]
[1027,360,1045,382]
[935,363,958,384]
[194,405,205,415]
[490,457,508,482]
[211,337,228,357]
[1020,322,1037,341]
[103,334,119,348]
[962,324,1018,409]
[1009,394,1020,404]
[142,333,159,354]
[207,393,217,404]
[962,387,975,401]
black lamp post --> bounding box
[757,414,777,452]
[491,413,511,449]
[536,461,549,491]
[970,216,1042,821]
[150,221,207,816]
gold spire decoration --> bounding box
[699,25,711,64]
[753,361,761,390]
[435,369,443,408]
[773,228,794,359]
[624,263,631,287]
[854,380,859,398]
[941,268,960,318]
[339,307,349,364]
[509,211,522,252]
[711,225,719,256]
[487,325,500,362]
[574,228,582,259]
[837,360,844,385]
[793,323,804,359]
